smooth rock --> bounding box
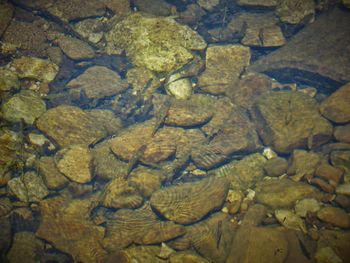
[317,206,350,228]
[66,66,128,100]
[295,198,321,218]
[165,77,192,100]
[100,177,143,209]
[255,178,320,208]
[330,151,350,177]
[0,217,11,254]
[197,0,220,11]
[56,35,95,60]
[263,157,288,177]
[106,246,165,263]
[105,13,206,72]
[317,230,350,263]
[237,0,277,7]
[11,56,58,83]
[37,156,69,190]
[8,172,49,203]
[276,0,315,24]
[287,150,321,181]
[55,144,93,184]
[36,196,107,263]
[27,133,55,151]
[133,0,174,16]
[36,105,107,148]
[0,67,20,92]
[320,82,350,124]
[251,91,333,153]
[336,183,350,196]
[150,177,229,224]
[7,232,44,263]
[1,90,46,125]
[334,124,350,143]
[198,44,250,95]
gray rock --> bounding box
[251,91,332,154]
[248,8,350,90]
[8,172,49,202]
[1,90,46,125]
[66,66,128,99]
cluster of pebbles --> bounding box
[0,0,350,262]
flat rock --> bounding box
[8,172,49,203]
[275,0,315,25]
[320,82,350,124]
[37,156,69,190]
[1,90,46,125]
[255,178,320,208]
[105,13,206,73]
[11,56,59,83]
[317,206,350,228]
[251,91,333,153]
[198,44,250,95]
[36,196,107,263]
[334,124,350,143]
[55,144,93,184]
[66,66,128,99]
[56,35,95,60]
[0,1,13,36]
[248,8,350,90]
[150,176,229,224]
[36,105,107,148]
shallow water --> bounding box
[0,0,350,262]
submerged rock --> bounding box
[237,0,277,7]
[334,124,350,143]
[72,18,105,44]
[150,176,229,224]
[251,91,332,153]
[66,66,128,99]
[0,68,20,92]
[36,105,107,148]
[263,156,288,177]
[105,13,206,72]
[287,150,321,181]
[55,34,95,60]
[37,156,69,190]
[1,90,46,125]
[11,56,59,83]
[0,1,13,36]
[275,0,315,25]
[317,206,350,229]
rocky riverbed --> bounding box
[0,0,350,262]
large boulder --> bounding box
[251,91,332,154]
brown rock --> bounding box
[55,144,93,184]
[170,251,209,263]
[287,150,321,181]
[100,177,143,209]
[251,91,333,154]
[151,177,229,224]
[106,246,165,263]
[334,194,350,209]
[320,82,350,124]
[103,0,131,14]
[36,196,107,263]
[36,105,107,148]
[310,178,334,193]
[87,109,123,135]
[264,157,288,177]
[66,66,128,100]
[334,124,350,143]
[255,178,320,208]
[133,0,173,16]
[317,206,350,228]
[198,45,251,95]
[317,230,350,262]
[275,0,315,25]
[129,167,165,198]
[248,8,350,90]
[37,156,69,190]
[315,162,343,187]
[0,1,13,36]
[56,35,95,60]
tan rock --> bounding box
[198,45,250,95]
[276,0,315,25]
[264,157,288,177]
[317,206,350,228]
[320,82,350,124]
[87,109,123,135]
[287,150,321,181]
[56,35,95,60]
[36,196,107,263]
[295,198,321,218]
[275,209,307,233]
[56,145,93,184]
[37,156,69,190]
[129,167,165,198]
[36,105,107,148]
[150,177,229,224]
[170,251,209,263]
[334,124,350,143]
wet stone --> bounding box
[317,206,350,229]
[237,0,277,7]
[320,82,350,124]
[336,183,350,196]
[106,246,165,263]
[129,167,165,198]
[0,1,13,36]
[275,0,315,25]
[105,13,206,73]
[0,67,20,92]
[295,198,321,218]
[263,157,288,177]
[287,150,321,182]
[251,91,333,154]
[66,66,128,100]
[72,18,105,44]
[8,172,49,203]
[133,0,174,16]
[55,35,95,60]
[197,0,220,11]
[198,44,251,95]
[334,124,350,143]
[11,56,59,83]
[255,178,320,208]
[55,144,93,184]
[87,109,123,135]
[36,105,107,148]
[274,209,307,233]
[169,251,209,263]
[37,156,69,190]
[0,216,11,254]
[150,176,229,224]
[1,90,46,125]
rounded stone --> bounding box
[317,206,350,228]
